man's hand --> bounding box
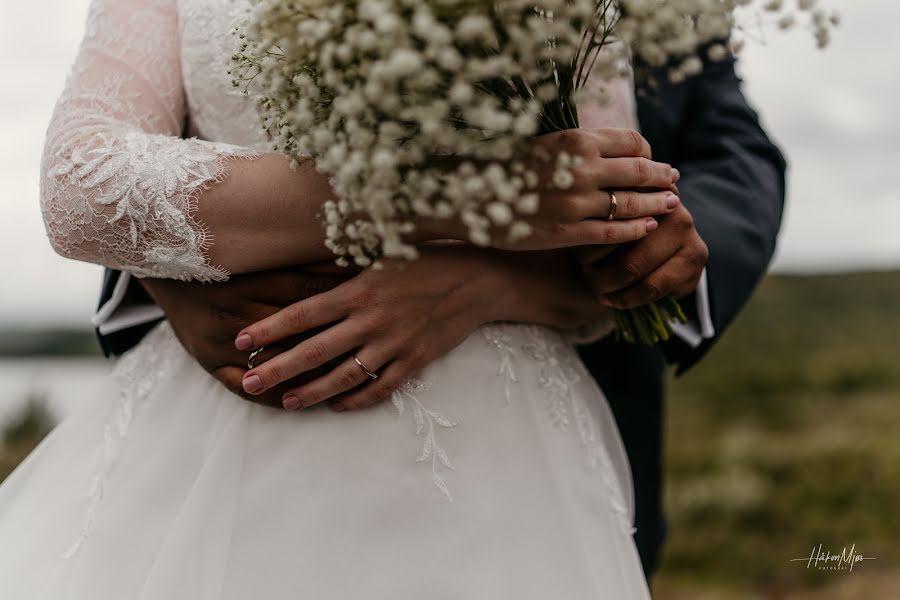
[576,202,709,309]
[138,266,352,408]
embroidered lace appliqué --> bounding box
[62,323,181,558]
[52,0,633,534]
[481,325,518,404]
[481,324,633,533]
[406,326,629,510]
[40,0,258,282]
[391,379,458,502]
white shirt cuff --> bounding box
[92,272,165,336]
[669,268,715,349]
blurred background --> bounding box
[0,1,897,597]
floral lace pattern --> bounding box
[483,325,604,464]
[391,379,458,502]
[40,0,258,281]
[178,0,267,150]
[62,322,182,558]
[50,0,635,543]
[482,324,633,533]
[396,324,632,531]
[481,325,518,404]
[397,325,615,503]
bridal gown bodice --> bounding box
[1,0,651,598]
[179,0,271,152]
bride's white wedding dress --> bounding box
[0,0,651,598]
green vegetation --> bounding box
[657,271,900,598]
[0,327,99,357]
[0,393,55,482]
[1,271,898,597]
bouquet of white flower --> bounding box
[232,0,835,345]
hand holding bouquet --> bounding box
[232,0,836,344]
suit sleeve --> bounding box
[659,54,788,373]
[95,269,164,358]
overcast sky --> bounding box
[0,0,897,327]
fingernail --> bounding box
[242,374,263,394]
[283,395,302,411]
[672,168,681,183]
[666,193,680,210]
[646,218,659,232]
[235,334,253,351]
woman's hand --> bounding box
[489,128,681,251]
[235,246,503,411]
[139,266,352,408]
[234,246,607,412]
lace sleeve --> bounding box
[40,0,257,282]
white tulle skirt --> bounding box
[0,322,650,599]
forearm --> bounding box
[196,155,338,273]
[38,0,350,282]
[199,156,487,274]
[479,249,604,331]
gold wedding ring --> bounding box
[607,191,618,221]
[247,347,266,369]
[353,354,379,380]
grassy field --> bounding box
[2,271,898,597]
[656,271,900,598]
[0,394,55,483]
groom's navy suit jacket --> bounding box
[95,54,786,577]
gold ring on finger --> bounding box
[353,354,379,380]
[607,191,618,221]
[248,347,266,370]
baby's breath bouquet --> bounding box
[233,0,836,345]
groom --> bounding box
[92,52,785,577]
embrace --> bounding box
[0,1,786,598]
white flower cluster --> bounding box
[234,0,836,265]
[618,0,838,83]
[237,0,614,265]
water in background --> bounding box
[0,359,110,425]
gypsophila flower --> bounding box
[232,0,837,344]
[233,0,836,265]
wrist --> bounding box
[479,250,549,325]
[485,253,521,325]
[450,248,517,327]
[414,215,468,244]
[490,250,604,330]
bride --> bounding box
[0,1,685,597]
